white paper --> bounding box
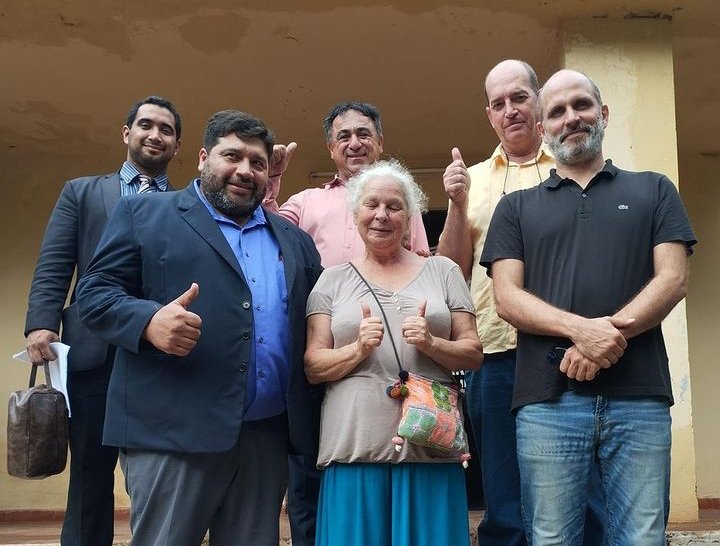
[13,342,71,417]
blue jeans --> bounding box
[466,353,607,546]
[516,392,671,546]
[466,352,526,546]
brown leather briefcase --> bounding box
[7,363,69,479]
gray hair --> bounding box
[347,159,428,217]
[323,102,383,142]
[585,75,603,106]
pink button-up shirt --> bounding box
[268,176,429,268]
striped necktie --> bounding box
[137,175,158,194]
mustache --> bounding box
[560,124,593,143]
[229,176,257,188]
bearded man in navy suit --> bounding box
[77,110,323,546]
[23,95,181,546]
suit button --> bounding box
[238,363,248,372]
[242,331,250,340]
[242,301,251,309]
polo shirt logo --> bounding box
[618,204,629,210]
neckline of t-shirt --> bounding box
[348,258,432,295]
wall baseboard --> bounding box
[698,498,720,510]
[0,509,129,522]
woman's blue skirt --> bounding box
[315,462,470,546]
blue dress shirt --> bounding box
[194,180,290,421]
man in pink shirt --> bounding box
[265,101,429,267]
[264,102,429,546]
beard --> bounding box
[546,117,604,165]
[128,143,173,175]
[200,167,264,221]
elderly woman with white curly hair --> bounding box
[304,159,483,546]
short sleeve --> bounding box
[306,269,334,317]
[442,261,475,314]
[277,190,307,226]
[654,176,697,255]
[479,193,524,275]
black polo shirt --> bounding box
[480,160,697,410]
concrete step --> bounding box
[666,532,720,546]
[1,510,719,545]
[134,525,720,546]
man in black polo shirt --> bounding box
[481,69,696,545]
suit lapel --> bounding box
[267,213,297,295]
[100,173,122,218]
[177,185,248,282]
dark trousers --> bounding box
[287,454,322,546]
[465,350,607,546]
[121,414,289,546]
[61,363,119,546]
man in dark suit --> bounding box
[76,110,323,546]
[23,95,181,546]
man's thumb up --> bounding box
[174,283,199,309]
[451,147,465,165]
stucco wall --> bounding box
[682,154,720,502]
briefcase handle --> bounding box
[28,362,53,390]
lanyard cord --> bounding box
[501,149,545,196]
[348,262,408,382]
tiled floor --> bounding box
[0,510,718,545]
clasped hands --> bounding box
[560,316,635,381]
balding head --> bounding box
[484,59,542,161]
[485,60,539,100]
[538,69,603,115]
[537,69,608,167]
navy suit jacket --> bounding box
[25,172,127,372]
[77,183,323,455]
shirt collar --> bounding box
[323,174,345,188]
[193,179,268,228]
[490,142,553,167]
[544,158,618,190]
[119,161,170,191]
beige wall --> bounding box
[682,154,720,502]
[672,11,720,500]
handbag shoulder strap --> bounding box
[348,262,407,381]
